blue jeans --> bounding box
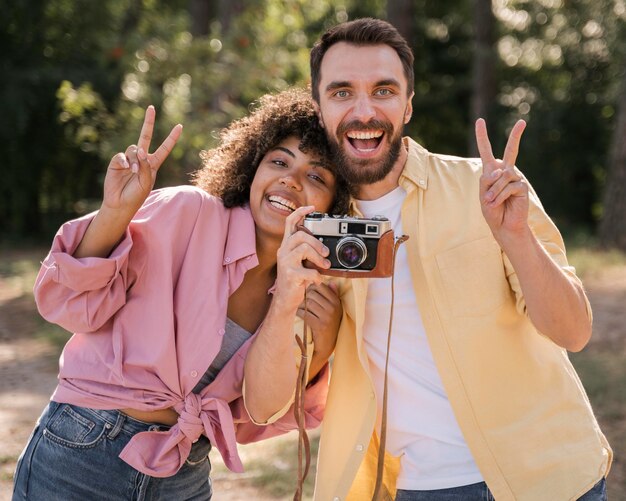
[12,401,212,500]
[395,478,607,501]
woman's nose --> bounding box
[279,174,302,190]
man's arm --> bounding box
[475,119,592,352]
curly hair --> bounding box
[192,87,350,215]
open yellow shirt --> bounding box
[313,138,612,501]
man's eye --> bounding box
[334,90,349,98]
[375,88,393,96]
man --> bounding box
[305,18,611,501]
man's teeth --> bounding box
[268,196,297,212]
[346,130,383,139]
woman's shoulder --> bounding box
[140,185,228,217]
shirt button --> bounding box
[355,444,364,452]
[333,497,341,501]
[218,328,225,336]
[225,257,231,263]
[418,179,426,186]
[191,370,198,377]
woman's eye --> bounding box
[309,173,325,184]
[272,159,288,167]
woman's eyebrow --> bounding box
[274,146,296,158]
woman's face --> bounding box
[249,135,337,241]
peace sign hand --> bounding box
[475,118,530,241]
[102,106,182,215]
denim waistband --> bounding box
[50,401,171,438]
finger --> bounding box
[281,205,316,245]
[483,168,520,204]
[138,105,156,153]
[293,242,331,270]
[285,228,329,257]
[109,152,130,171]
[502,119,527,168]
[475,118,496,169]
[136,147,152,184]
[489,180,528,207]
[479,168,503,200]
[150,124,183,170]
[125,145,139,174]
[306,283,340,307]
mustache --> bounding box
[336,119,393,138]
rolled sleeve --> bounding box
[34,218,133,333]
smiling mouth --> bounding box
[267,195,298,213]
[346,130,384,153]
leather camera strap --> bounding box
[371,234,409,501]
[293,288,311,501]
[293,234,408,501]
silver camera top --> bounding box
[302,212,391,238]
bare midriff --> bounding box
[120,407,179,426]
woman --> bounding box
[12,88,349,500]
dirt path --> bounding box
[1,261,625,499]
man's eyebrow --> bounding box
[274,146,296,158]
[376,78,402,88]
[325,79,402,92]
[325,81,353,92]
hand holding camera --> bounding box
[299,212,402,278]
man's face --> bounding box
[315,42,413,187]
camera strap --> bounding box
[293,293,312,501]
[291,233,409,501]
[371,234,409,501]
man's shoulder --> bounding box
[404,136,482,180]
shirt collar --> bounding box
[348,137,429,215]
[398,136,429,192]
[223,205,257,266]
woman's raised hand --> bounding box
[103,106,182,215]
[72,107,182,259]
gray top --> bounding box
[192,317,253,394]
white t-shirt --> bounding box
[356,187,483,490]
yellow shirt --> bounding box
[313,138,612,501]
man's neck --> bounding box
[354,142,408,201]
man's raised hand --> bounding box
[475,118,530,241]
[103,106,182,215]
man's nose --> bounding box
[352,95,376,122]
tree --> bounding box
[469,0,496,155]
[599,56,626,250]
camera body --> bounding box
[301,212,396,278]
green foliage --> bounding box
[1,0,625,241]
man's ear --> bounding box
[404,92,414,124]
[313,100,325,128]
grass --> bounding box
[1,243,624,498]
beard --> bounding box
[326,118,404,188]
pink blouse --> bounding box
[34,186,328,478]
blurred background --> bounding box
[1,0,625,246]
[0,0,625,499]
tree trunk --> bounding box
[189,0,217,38]
[387,0,415,49]
[469,0,496,156]
[599,57,626,250]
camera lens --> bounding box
[336,237,367,269]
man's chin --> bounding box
[331,142,401,186]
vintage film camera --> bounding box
[300,212,398,278]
